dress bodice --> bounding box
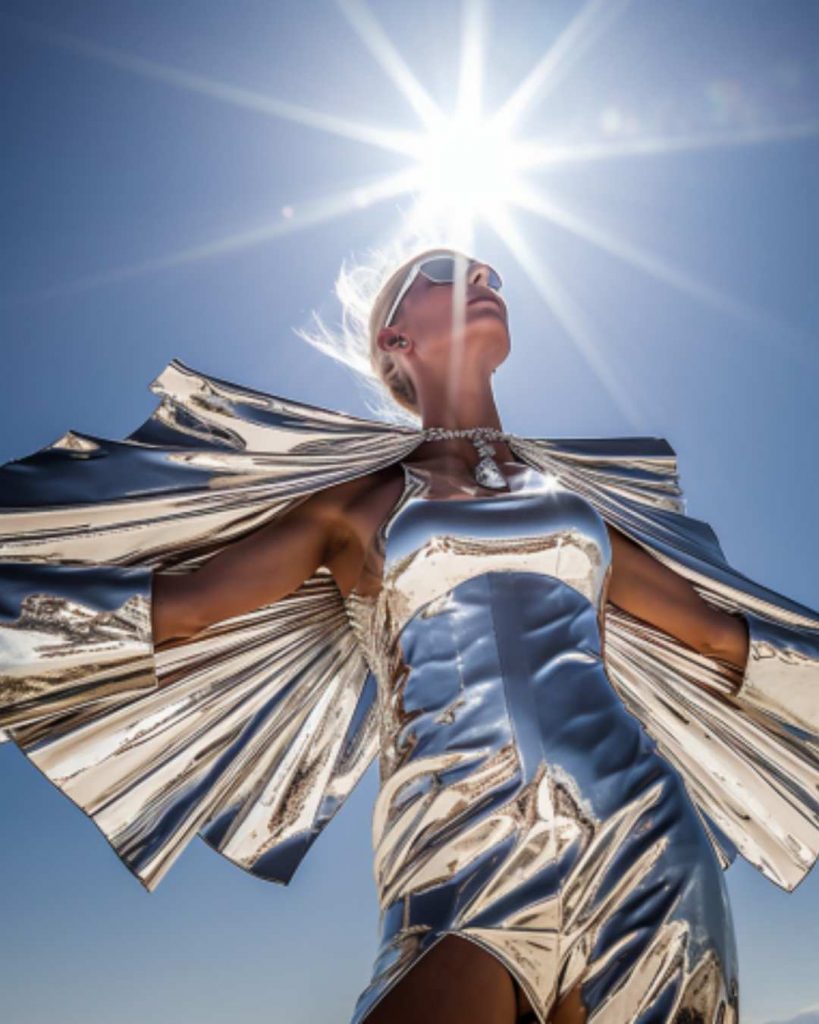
[344,462,613,678]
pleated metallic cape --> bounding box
[0,359,817,894]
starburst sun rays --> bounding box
[5,0,817,419]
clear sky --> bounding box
[1,2,817,1022]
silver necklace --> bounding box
[421,426,512,490]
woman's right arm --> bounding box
[151,487,349,647]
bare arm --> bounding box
[151,490,346,647]
[606,524,749,675]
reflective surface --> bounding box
[739,607,819,733]
[345,464,738,1023]
[0,358,816,901]
[0,562,154,728]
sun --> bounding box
[411,112,526,244]
[344,0,540,252]
[16,0,816,418]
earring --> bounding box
[395,336,408,348]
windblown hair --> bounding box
[294,236,459,425]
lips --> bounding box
[467,293,505,314]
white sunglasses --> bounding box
[384,252,503,328]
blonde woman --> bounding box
[1,248,817,1024]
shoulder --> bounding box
[295,462,406,535]
[300,462,407,571]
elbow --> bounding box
[701,610,750,671]
[151,570,208,646]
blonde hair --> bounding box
[294,236,463,425]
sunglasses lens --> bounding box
[419,256,459,282]
[486,267,502,290]
[419,255,503,289]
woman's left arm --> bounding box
[605,523,749,674]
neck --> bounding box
[412,370,515,466]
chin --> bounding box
[465,320,510,361]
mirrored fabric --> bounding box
[0,359,817,902]
[345,464,739,1024]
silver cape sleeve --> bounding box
[0,359,420,892]
[735,607,819,735]
[0,562,156,728]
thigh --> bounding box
[550,983,587,1024]
[364,934,519,1024]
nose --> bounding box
[468,262,493,287]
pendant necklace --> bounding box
[420,426,512,490]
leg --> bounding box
[512,978,587,1024]
[549,982,587,1024]
[364,934,519,1024]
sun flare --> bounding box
[13,0,816,413]
[411,113,527,244]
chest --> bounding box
[345,464,612,647]
[388,482,611,619]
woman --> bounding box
[1,248,817,1024]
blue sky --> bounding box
[1,2,817,1022]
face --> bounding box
[376,253,510,389]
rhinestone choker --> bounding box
[420,426,512,490]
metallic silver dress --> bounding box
[345,462,738,1023]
